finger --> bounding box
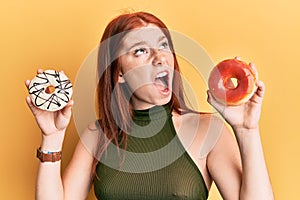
[207,90,225,113]
[37,68,43,74]
[249,80,265,104]
[61,100,73,118]
[25,80,31,88]
[249,62,259,80]
[25,96,37,112]
[207,90,213,104]
[207,90,214,106]
[255,80,265,98]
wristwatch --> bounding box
[36,147,62,162]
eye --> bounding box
[159,41,169,50]
[134,47,148,56]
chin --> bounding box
[154,95,172,106]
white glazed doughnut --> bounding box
[28,70,73,111]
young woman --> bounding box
[25,12,274,200]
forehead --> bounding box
[121,24,167,47]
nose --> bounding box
[152,49,167,66]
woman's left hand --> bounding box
[207,63,265,131]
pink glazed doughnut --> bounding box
[208,59,257,106]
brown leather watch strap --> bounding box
[36,147,62,162]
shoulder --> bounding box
[197,113,229,158]
[174,110,234,157]
[180,112,240,163]
[79,120,102,158]
[175,110,223,127]
[175,111,225,137]
[205,114,241,172]
[173,111,223,154]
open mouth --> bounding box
[154,71,169,91]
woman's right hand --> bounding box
[25,69,73,137]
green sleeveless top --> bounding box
[94,104,208,200]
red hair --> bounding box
[94,12,194,170]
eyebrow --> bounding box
[126,35,167,51]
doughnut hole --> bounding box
[225,77,239,89]
[45,85,56,94]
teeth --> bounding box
[156,72,167,78]
[154,71,169,88]
[156,71,168,78]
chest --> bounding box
[94,152,208,200]
[93,110,209,199]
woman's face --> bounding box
[118,24,174,110]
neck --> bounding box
[132,103,172,123]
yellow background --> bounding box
[1,0,299,199]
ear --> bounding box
[118,73,125,83]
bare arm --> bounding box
[34,129,95,200]
[35,132,65,200]
[234,127,273,199]
[62,138,95,199]
[207,63,274,199]
[26,70,96,200]
[206,121,273,200]
[62,124,99,200]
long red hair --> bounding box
[94,11,194,168]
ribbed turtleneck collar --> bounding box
[132,103,172,122]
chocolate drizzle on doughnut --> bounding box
[29,70,72,111]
